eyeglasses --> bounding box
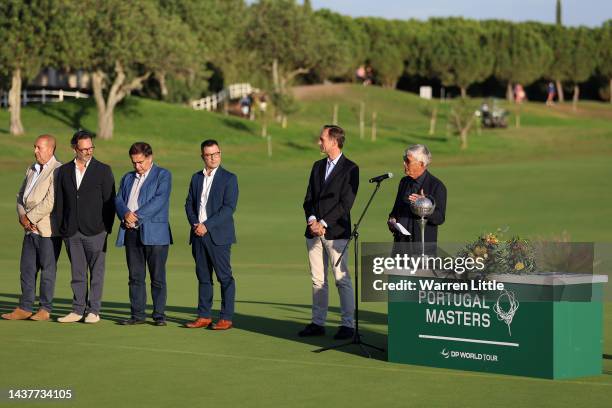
[203,151,221,159]
[76,146,95,153]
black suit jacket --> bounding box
[55,157,116,237]
[389,170,447,243]
[303,154,359,240]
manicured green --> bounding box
[0,85,610,407]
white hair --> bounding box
[404,144,431,166]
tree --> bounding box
[314,9,369,82]
[79,0,196,139]
[357,18,405,88]
[596,21,612,103]
[0,0,50,135]
[245,0,334,92]
[485,22,552,101]
[424,19,494,98]
[531,23,572,102]
[565,27,598,110]
[160,0,248,88]
[556,0,562,26]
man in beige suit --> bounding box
[2,134,62,321]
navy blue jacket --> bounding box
[185,166,238,246]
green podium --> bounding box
[387,271,607,379]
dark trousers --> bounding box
[192,233,235,320]
[124,229,168,321]
[64,231,107,315]
[19,234,62,312]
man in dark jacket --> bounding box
[55,130,115,323]
[299,125,359,340]
[388,144,446,243]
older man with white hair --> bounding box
[387,144,447,243]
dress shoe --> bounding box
[185,317,212,328]
[298,323,325,337]
[153,320,167,327]
[57,312,83,323]
[30,309,51,321]
[84,313,100,324]
[334,325,355,340]
[120,318,146,325]
[1,307,32,320]
[212,319,233,330]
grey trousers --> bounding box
[64,231,107,315]
[19,234,62,312]
[306,237,355,328]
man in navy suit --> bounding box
[185,139,238,330]
[115,142,172,326]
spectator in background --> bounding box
[355,65,366,84]
[514,84,526,104]
[546,82,556,106]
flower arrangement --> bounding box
[457,229,536,278]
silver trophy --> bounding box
[410,196,436,263]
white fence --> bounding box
[1,89,90,107]
[191,83,259,111]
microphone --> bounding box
[369,173,393,183]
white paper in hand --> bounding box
[390,220,410,236]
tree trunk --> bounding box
[556,79,564,102]
[92,62,150,140]
[460,86,467,99]
[506,82,514,102]
[8,69,24,136]
[460,129,468,150]
[157,71,168,98]
[359,101,365,139]
[429,106,438,135]
[572,84,579,112]
[371,111,377,141]
[272,59,280,93]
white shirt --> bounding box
[324,152,342,181]
[74,158,92,190]
[198,167,219,223]
[127,166,152,212]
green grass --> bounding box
[0,85,611,407]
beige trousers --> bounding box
[306,237,355,328]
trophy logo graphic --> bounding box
[494,290,519,336]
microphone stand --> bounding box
[314,180,386,357]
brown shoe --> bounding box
[30,309,51,321]
[212,319,233,330]
[1,307,33,320]
[185,317,212,328]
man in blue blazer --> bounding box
[115,142,172,326]
[184,139,238,330]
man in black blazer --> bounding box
[388,144,446,243]
[55,130,115,323]
[300,125,359,340]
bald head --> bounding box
[34,134,56,165]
